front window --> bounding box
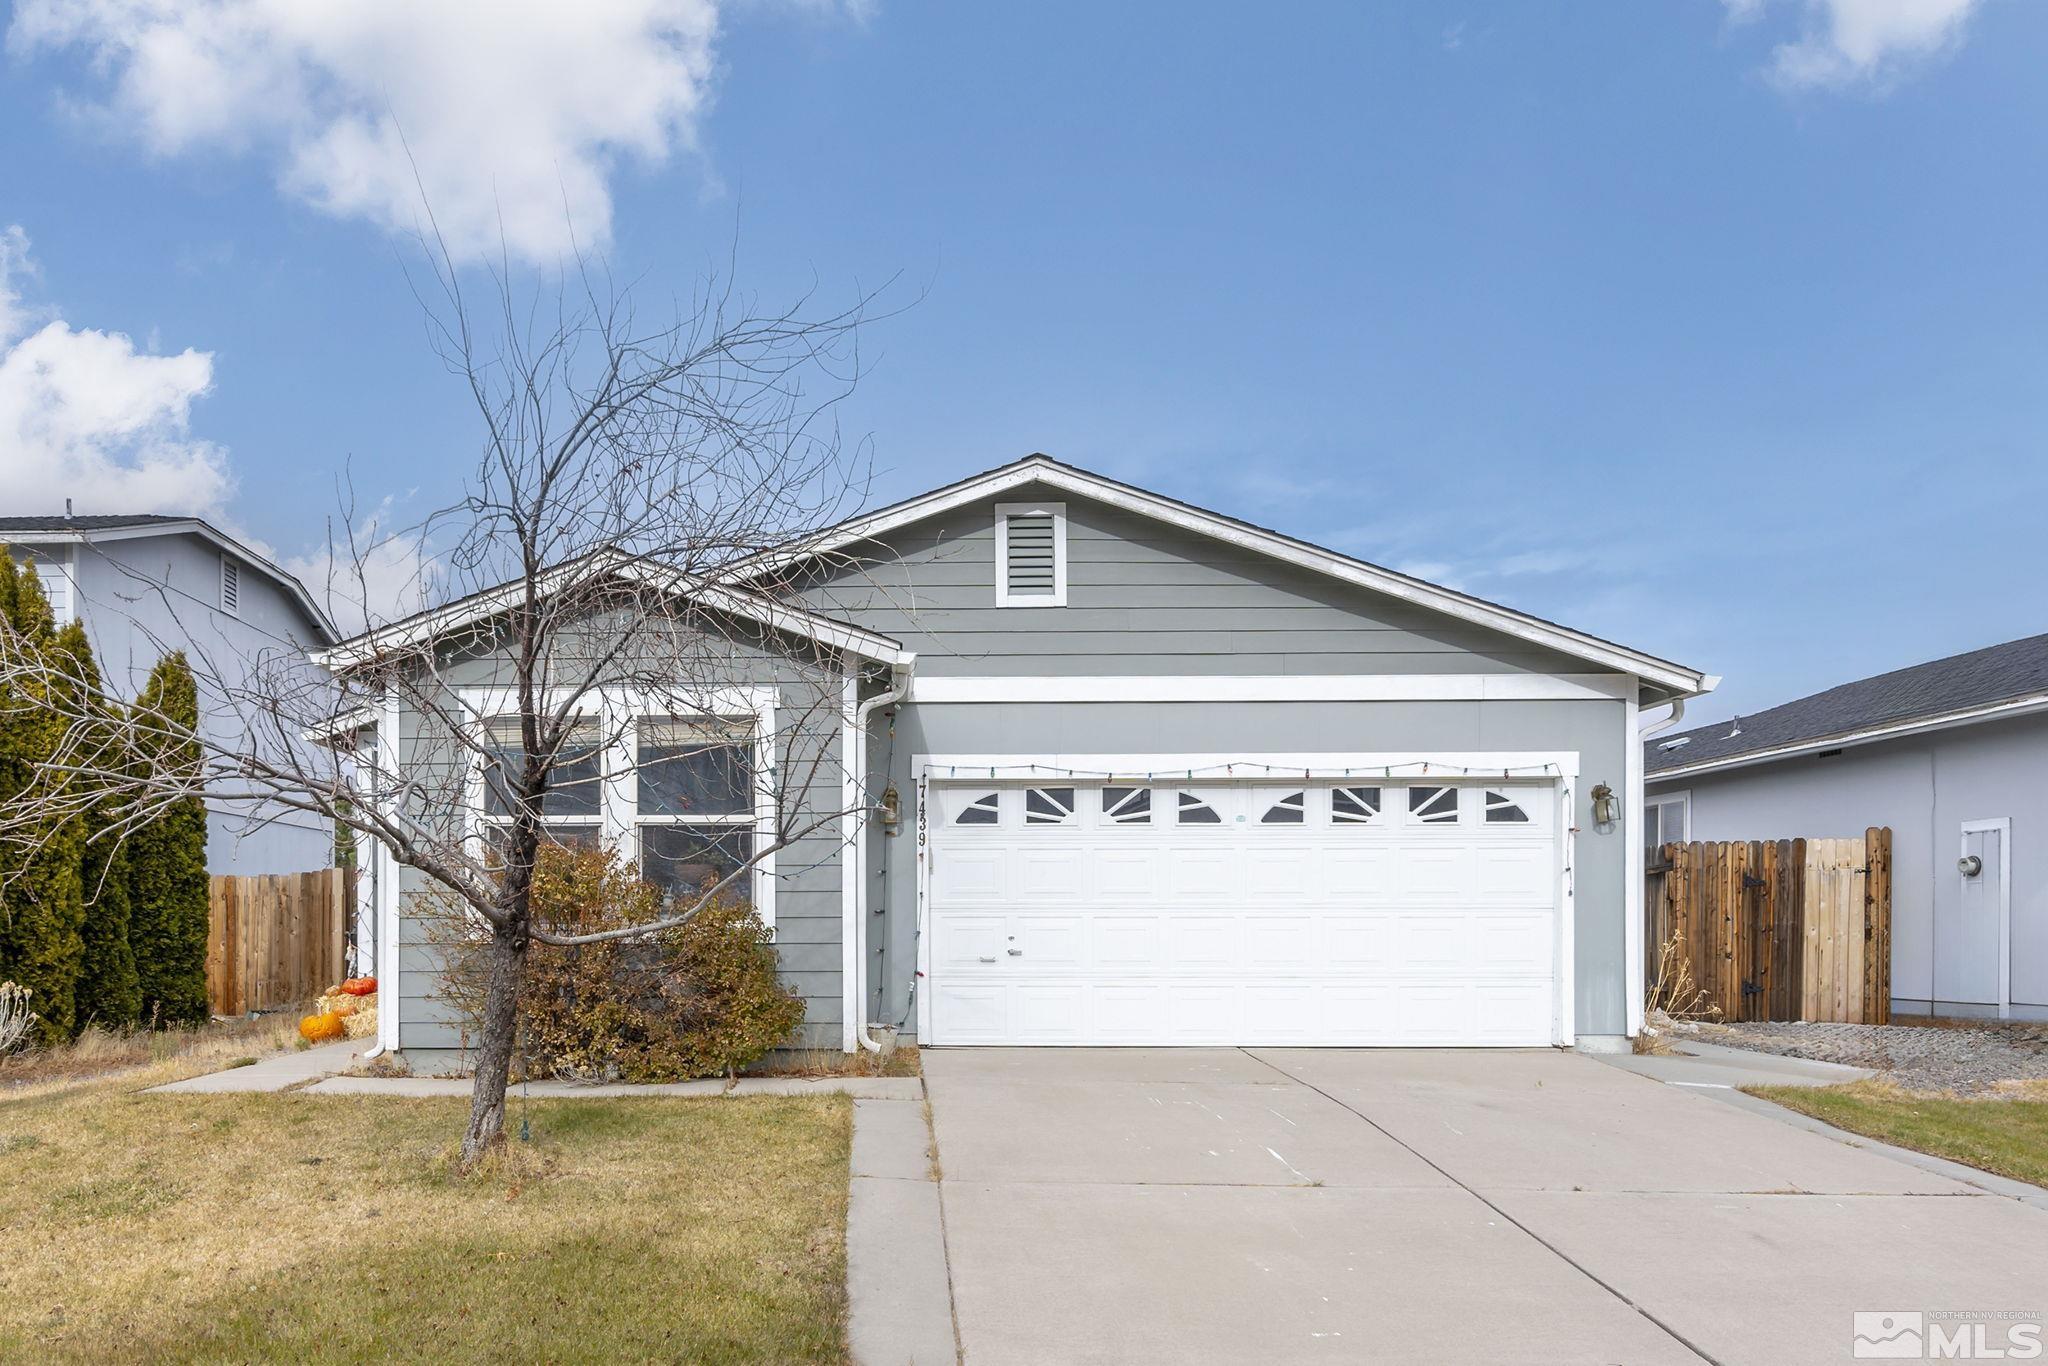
[637,718,756,904]
[479,719,605,859]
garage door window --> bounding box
[953,792,1001,825]
[1103,787,1151,824]
[1260,791,1306,824]
[1409,785,1460,824]
[1024,787,1076,825]
[1176,792,1222,824]
[1484,789,1531,824]
[1332,785,1383,824]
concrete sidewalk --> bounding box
[301,1074,922,1099]
[847,1097,957,1365]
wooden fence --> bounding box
[1647,828,1891,1024]
[206,869,355,1016]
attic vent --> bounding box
[995,502,1066,607]
[220,555,240,616]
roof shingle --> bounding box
[1648,632,2048,774]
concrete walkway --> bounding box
[923,1047,2048,1366]
[148,1039,362,1093]
[148,1045,922,1101]
[302,1074,922,1099]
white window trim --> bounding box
[911,750,1579,1048]
[993,500,1067,608]
[1645,791,1691,849]
[457,685,780,929]
[1959,816,2012,1019]
[32,556,77,625]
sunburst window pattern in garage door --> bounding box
[923,779,1562,1047]
[1103,786,1151,824]
[1409,785,1460,824]
[1332,785,1383,824]
[952,792,1001,825]
[1484,789,1531,824]
[1261,791,1306,824]
[1025,787,1077,824]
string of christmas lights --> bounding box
[932,759,1566,783]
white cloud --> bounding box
[0,226,234,519]
[6,0,744,264]
[1729,0,1982,90]
[279,501,436,635]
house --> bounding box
[0,514,340,876]
[1645,633,2048,1023]
[331,455,1712,1066]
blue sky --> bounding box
[0,0,2041,723]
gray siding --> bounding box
[390,629,852,1058]
[11,532,334,876]
[1650,710,2048,1018]
[799,489,1596,678]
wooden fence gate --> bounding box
[206,869,355,1016]
[1647,828,1891,1024]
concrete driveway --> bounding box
[923,1047,2048,1365]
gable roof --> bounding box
[0,514,338,645]
[1648,632,2048,780]
[756,454,1713,697]
[312,548,908,673]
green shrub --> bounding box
[60,621,141,1031]
[441,845,803,1081]
[126,652,210,1028]
[0,558,86,1045]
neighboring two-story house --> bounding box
[0,514,339,876]
[326,455,1712,1066]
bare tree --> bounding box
[0,248,893,1163]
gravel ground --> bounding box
[1687,1018,2048,1094]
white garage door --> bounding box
[924,778,1562,1046]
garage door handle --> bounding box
[978,955,997,963]
[1007,948,1024,956]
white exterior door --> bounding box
[923,777,1563,1046]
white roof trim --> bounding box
[2,519,338,644]
[313,550,908,672]
[1646,690,2048,783]
[761,456,1711,696]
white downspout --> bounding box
[1640,696,1687,742]
[847,655,915,1053]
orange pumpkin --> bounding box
[299,1010,346,1043]
[339,977,378,997]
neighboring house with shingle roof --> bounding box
[1646,633,2048,1023]
[0,514,339,877]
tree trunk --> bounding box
[460,925,527,1167]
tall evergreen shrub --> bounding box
[127,651,210,1027]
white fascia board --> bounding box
[452,684,779,718]
[756,458,1709,695]
[909,673,1631,704]
[314,553,907,672]
[1645,692,2048,784]
[8,520,339,645]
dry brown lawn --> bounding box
[0,1064,853,1363]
